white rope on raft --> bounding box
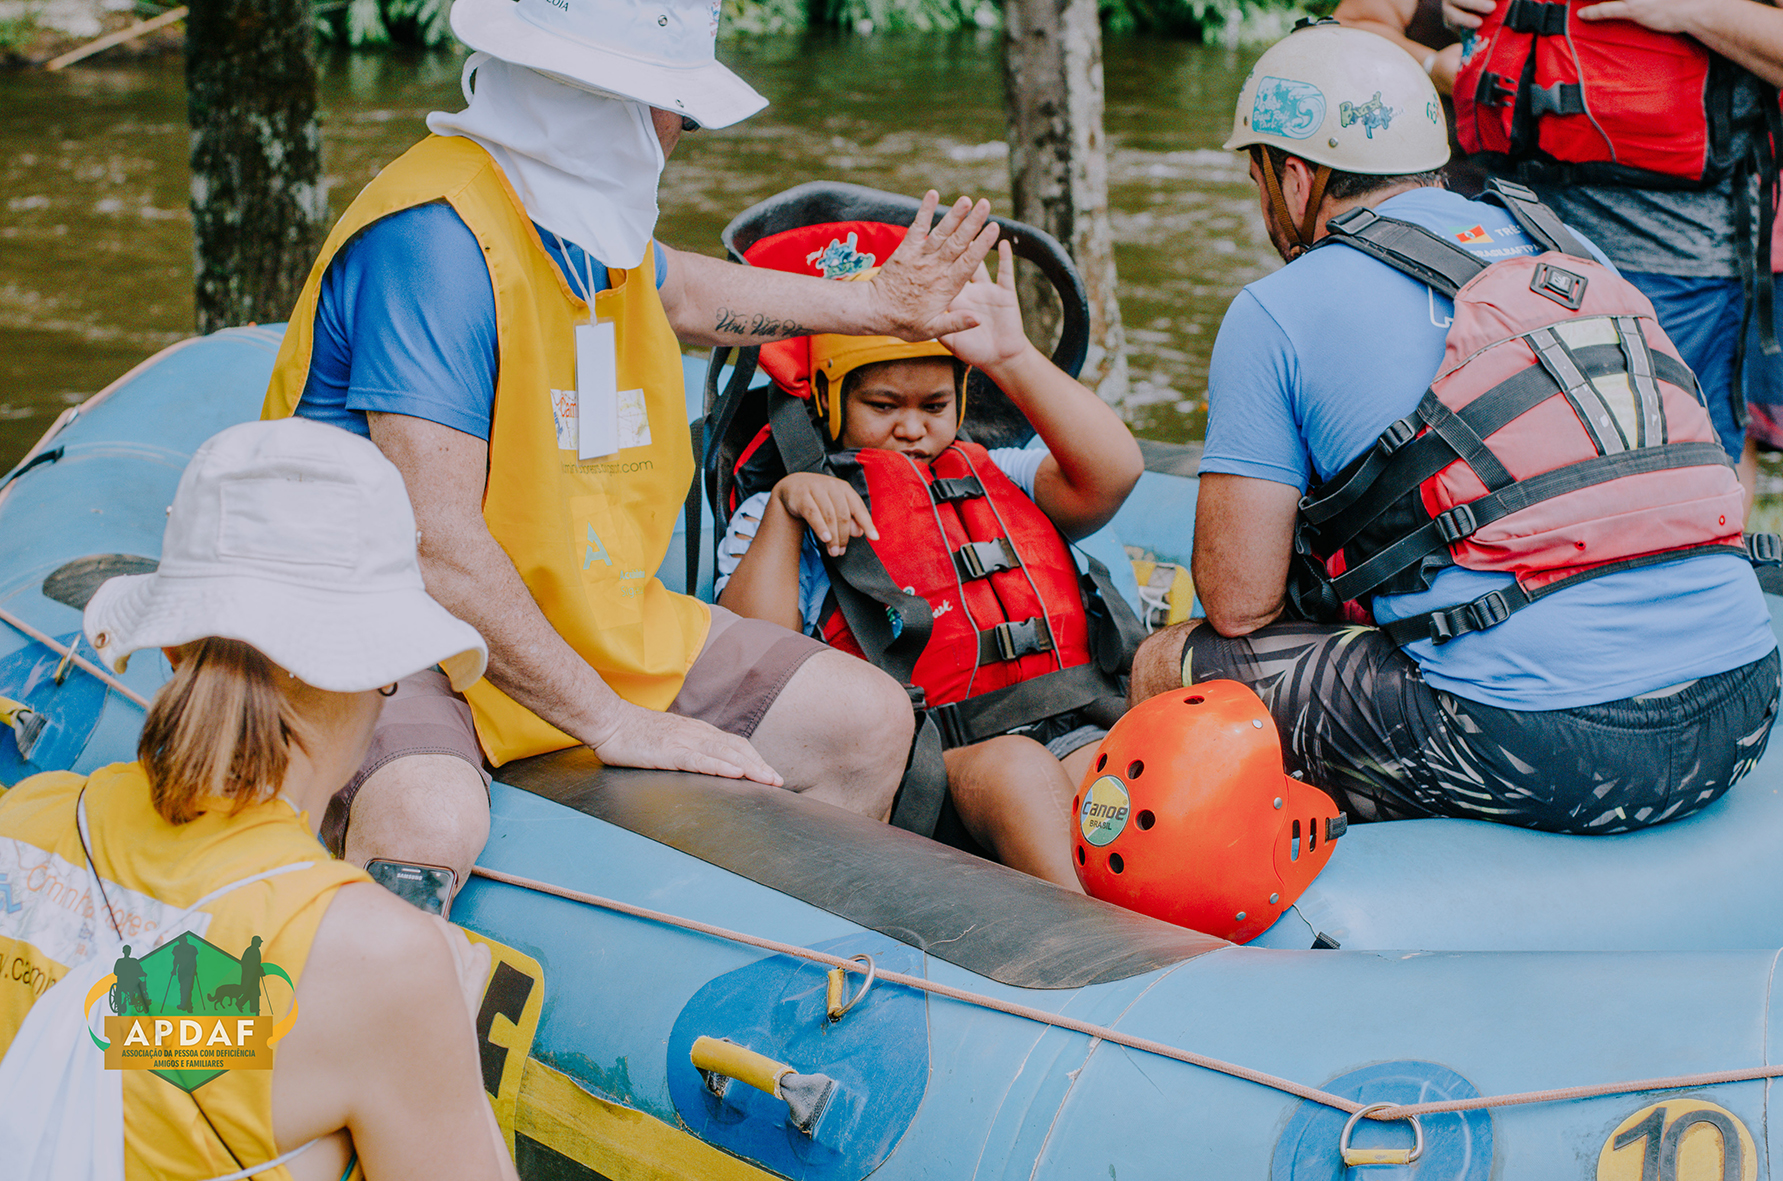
[0,604,151,709]
[469,863,1783,1123]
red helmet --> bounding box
[1073,679,1345,943]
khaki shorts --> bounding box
[319,605,827,854]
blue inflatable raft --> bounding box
[3,327,1782,1180]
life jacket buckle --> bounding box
[1747,531,1783,566]
[1434,503,1478,545]
[1468,589,1512,631]
[1530,262,1589,310]
[992,617,1054,662]
[1377,417,1419,458]
[955,538,1020,580]
[930,475,986,504]
[1504,0,1567,35]
[1474,71,1517,108]
[1326,206,1377,236]
[1528,81,1586,118]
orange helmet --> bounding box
[1073,679,1345,943]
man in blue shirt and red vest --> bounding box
[1129,23,1780,834]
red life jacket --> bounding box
[814,443,1093,708]
[1454,0,1765,188]
[1292,182,1756,647]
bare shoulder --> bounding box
[308,881,455,985]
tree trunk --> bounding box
[1002,0,1127,400]
[185,0,326,335]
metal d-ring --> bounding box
[829,954,875,1021]
[1339,1103,1424,1167]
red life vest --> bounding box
[813,443,1093,708]
[1292,183,1754,646]
[1454,0,1763,188]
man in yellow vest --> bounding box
[265,0,999,884]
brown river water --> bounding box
[0,32,1279,470]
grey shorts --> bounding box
[319,604,827,855]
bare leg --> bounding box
[341,754,490,886]
[943,735,1083,891]
[750,649,914,820]
[1129,619,1202,705]
[1059,742,1100,803]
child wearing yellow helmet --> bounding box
[716,242,1143,888]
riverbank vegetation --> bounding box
[315,0,1330,47]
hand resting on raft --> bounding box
[940,241,1143,540]
[367,412,784,787]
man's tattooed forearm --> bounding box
[714,308,809,339]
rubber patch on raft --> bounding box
[0,629,104,781]
[1271,1060,1492,1181]
[667,931,927,1181]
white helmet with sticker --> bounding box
[1225,20,1449,176]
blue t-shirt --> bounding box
[296,202,668,441]
[1201,186,1775,709]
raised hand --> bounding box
[774,472,877,558]
[868,191,1000,341]
[1443,0,1496,30]
[939,240,1030,371]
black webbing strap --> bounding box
[975,616,1054,665]
[702,344,763,529]
[1503,0,1566,34]
[765,392,949,836]
[927,662,1121,750]
[1080,548,1147,675]
[1320,207,1489,299]
[684,418,704,595]
[1420,393,1516,490]
[931,476,985,503]
[1484,179,1594,259]
[1329,441,1733,602]
[1528,83,1586,118]
[1302,346,1697,552]
[1381,542,1752,646]
[955,537,1021,581]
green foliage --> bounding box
[318,0,455,47]
[722,0,1326,41]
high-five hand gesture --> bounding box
[939,241,1030,371]
[867,191,1001,341]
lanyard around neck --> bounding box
[549,230,602,308]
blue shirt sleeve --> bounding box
[1198,289,1311,491]
[299,202,500,441]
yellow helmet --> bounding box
[808,333,958,441]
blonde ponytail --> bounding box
[137,638,294,824]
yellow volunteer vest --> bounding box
[0,763,368,1181]
[264,134,710,765]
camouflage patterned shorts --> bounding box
[1179,621,1781,834]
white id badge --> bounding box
[576,320,621,460]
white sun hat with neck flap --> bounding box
[447,0,767,130]
[84,418,488,695]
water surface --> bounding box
[0,32,1276,468]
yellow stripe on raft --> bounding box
[516,1055,779,1181]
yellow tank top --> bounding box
[263,134,711,765]
[0,763,368,1181]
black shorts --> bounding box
[1178,620,1781,834]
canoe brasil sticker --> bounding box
[1597,1099,1756,1181]
[89,931,292,1092]
[1250,77,1325,141]
[1080,775,1131,847]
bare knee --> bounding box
[341,753,489,886]
[755,650,913,816]
[1130,621,1199,705]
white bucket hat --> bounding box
[448,0,767,130]
[84,419,488,694]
